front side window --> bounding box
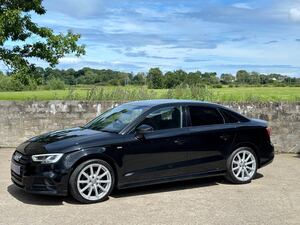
[84,104,149,133]
[140,106,181,131]
[188,106,224,126]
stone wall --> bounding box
[0,101,299,153]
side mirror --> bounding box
[135,124,154,139]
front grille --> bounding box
[12,151,31,165]
[11,151,29,187]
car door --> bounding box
[120,106,190,185]
[184,105,236,174]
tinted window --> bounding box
[219,108,249,123]
[140,107,181,130]
[188,106,224,126]
[84,104,148,133]
[219,108,239,123]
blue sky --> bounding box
[6,0,300,76]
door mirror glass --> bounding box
[135,124,154,139]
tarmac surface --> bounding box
[0,148,299,225]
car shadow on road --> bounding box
[111,176,222,199]
[7,173,264,205]
[7,185,79,206]
[112,172,264,198]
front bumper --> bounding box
[11,152,70,196]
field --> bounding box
[0,86,299,102]
[214,87,300,102]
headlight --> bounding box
[31,153,63,164]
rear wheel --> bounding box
[69,159,115,203]
[226,147,257,184]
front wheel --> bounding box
[69,159,115,203]
[226,147,258,184]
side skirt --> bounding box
[117,169,226,190]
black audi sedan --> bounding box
[11,100,274,203]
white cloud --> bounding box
[59,57,82,64]
[289,7,300,22]
[231,3,253,10]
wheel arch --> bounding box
[68,153,119,188]
[231,142,261,167]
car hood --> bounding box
[16,127,119,155]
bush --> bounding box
[0,71,38,91]
[273,82,287,87]
[45,78,66,90]
[212,84,222,88]
[85,86,156,101]
[65,87,79,100]
[165,84,216,101]
[0,75,25,91]
[108,79,121,86]
[24,78,38,91]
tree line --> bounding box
[146,68,300,88]
[0,67,299,91]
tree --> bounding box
[164,70,187,88]
[201,72,219,84]
[220,73,235,84]
[147,68,164,89]
[249,71,260,84]
[63,68,77,85]
[132,72,146,85]
[164,71,176,88]
[236,70,250,83]
[0,0,85,72]
[186,71,202,85]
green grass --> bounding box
[0,86,299,102]
[0,89,90,101]
[213,87,300,102]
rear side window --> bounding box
[188,106,224,126]
[219,108,249,123]
[219,108,239,123]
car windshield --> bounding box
[84,104,149,133]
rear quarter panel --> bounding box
[232,121,273,167]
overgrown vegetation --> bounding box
[165,84,216,101]
[0,85,299,102]
[45,78,66,90]
[85,86,156,101]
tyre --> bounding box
[69,159,115,203]
[225,147,258,184]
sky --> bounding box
[5,0,300,76]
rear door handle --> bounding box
[220,134,230,141]
[174,139,185,145]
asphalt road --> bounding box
[0,148,299,225]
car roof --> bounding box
[123,99,222,108]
